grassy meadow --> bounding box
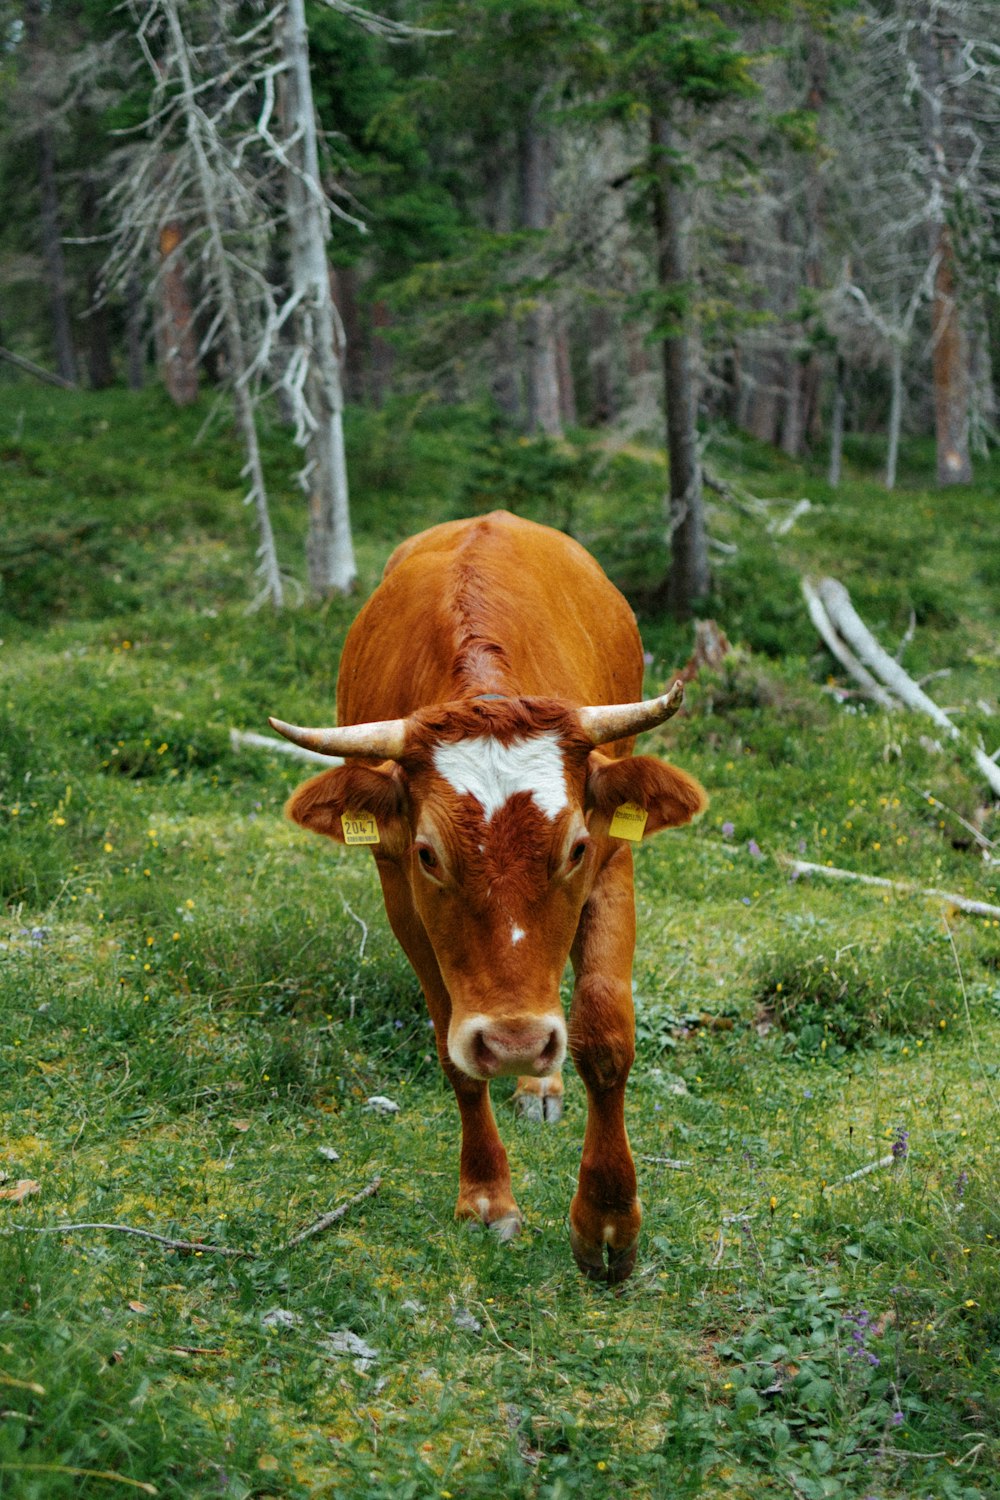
[1,385,998,1498]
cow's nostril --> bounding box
[538,1028,561,1071]
[472,1029,498,1074]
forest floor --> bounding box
[1,385,998,1499]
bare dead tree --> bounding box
[277,0,358,596]
[108,0,288,607]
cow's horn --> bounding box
[267,715,407,760]
[577,679,684,746]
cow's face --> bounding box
[285,701,705,1082]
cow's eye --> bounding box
[568,840,588,866]
[416,844,439,872]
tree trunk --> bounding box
[744,350,782,444]
[827,355,846,487]
[589,304,615,424]
[918,9,972,485]
[82,175,113,390]
[156,220,199,406]
[24,0,76,384]
[518,98,562,437]
[650,114,709,618]
[483,164,521,423]
[283,0,356,597]
[781,355,805,459]
[163,0,282,608]
[556,319,576,428]
[885,342,903,490]
[928,224,971,483]
[126,270,145,391]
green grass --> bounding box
[1,384,998,1497]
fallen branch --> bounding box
[781,856,1000,920]
[810,577,1000,798]
[230,728,343,766]
[7,1176,383,1258]
[10,1222,249,1257]
[768,498,812,536]
[284,1176,381,1247]
[801,578,896,708]
[639,1155,692,1169]
[823,1154,894,1191]
[0,344,77,389]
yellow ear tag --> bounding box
[340,811,380,846]
[609,801,648,841]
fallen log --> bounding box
[805,576,1000,798]
[801,578,895,708]
[780,855,1000,920]
[0,344,76,389]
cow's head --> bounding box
[272,686,706,1082]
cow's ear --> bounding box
[586,752,707,837]
[285,763,409,852]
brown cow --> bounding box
[271,512,706,1282]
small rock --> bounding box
[261,1308,300,1331]
[322,1329,378,1372]
[451,1306,482,1335]
[365,1095,399,1115]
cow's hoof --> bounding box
[456,1190,522,1242]
[569,1223,638,1285]
[490,1212,522,1243]
[513,1090,563,1124]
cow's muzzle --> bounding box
[449,1012,567,1081]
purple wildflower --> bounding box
[742,896,752,906]
[722,821,735,839]
[844,1309,881,1367]
[890,1410,904,1427]
[891,1126,909,1162]
[955,1170,968,1199]
[642,649,655,666]
[747,839,763,860]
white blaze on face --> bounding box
[511,924,526,946]
[432,731,569,823]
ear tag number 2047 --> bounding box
[609,801,648,841]
[341,811,380,846]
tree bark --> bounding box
[589,303,615,424]
[928,224,972,483]
[126,270,145,391]
[518,97,562,437]
[156,219,199,406]
[24,0,76,384]
[885,342,903,490]
[283,0,356,597]
[827,355,846,487]
[650,114,709,618]
[917,8,972,485]
[556,319,576,428]
[82,175,113,390]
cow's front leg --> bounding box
[567,844,641,1284]
[447,1064,521,1240]
[375,858,521,1239]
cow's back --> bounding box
[337,512,643,724]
